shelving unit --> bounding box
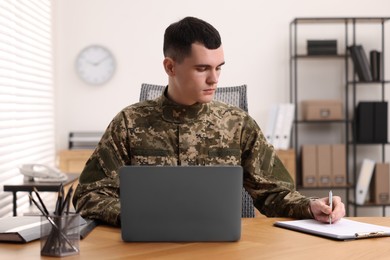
[289,17,390,216]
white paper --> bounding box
[275,218,390,240]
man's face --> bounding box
[166,43,225,106]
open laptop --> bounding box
[119,165,243,242]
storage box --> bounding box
[317,144,332,187]
[354,101,388,143]
[371,163,390,204]
[307,40,337,55]
[301,144,347,188]
[302,100,343,120]
[301,145,317,187]
[276,149,296,183]
[331,144,347,187]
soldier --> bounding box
[73,16,345,226]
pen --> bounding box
[33,187,49,215]
[61,184,74,215]
[355,231,386,238]
[329,190,333,224]
[55,183,64,215]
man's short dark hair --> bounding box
[163,16,222,62]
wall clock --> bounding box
[75,45,116,85]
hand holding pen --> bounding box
[309,193,345,224]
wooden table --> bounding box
[3,173,79,216]
[2,217,390,259]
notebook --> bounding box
[0,215,96,243]
[119,165,243,242]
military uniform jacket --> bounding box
[73,93,312,226]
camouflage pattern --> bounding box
[73,93,312,226]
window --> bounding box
[0,0,54,217]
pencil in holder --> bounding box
[40,213,80,257]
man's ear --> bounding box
[163,57,175,76]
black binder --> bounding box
[374,102,388,143]
[349,45,373,82]
[354,101,388,143]
[355,102,374,143]
[370,50,383,81]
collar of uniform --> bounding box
[158,92,210,124]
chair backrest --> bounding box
[140,83,248,112]
[139,83,255,218]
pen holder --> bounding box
[40,213,80,257]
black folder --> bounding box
[349,45,373,82]
[370,50,382,81]
[374,102,388,143]
[355,102,374,143]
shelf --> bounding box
[290,16,390,217]
[298,185,352,190]
[293,55,346,59]
[347,80,390,84]
[348,142,389,145]
[295,119,347,124]
[349,201,390,207]
[292,17,390,25]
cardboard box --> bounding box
[371,163,390,204]
[301,144,347,188]
[276,149,296,183]
[301,145,317,187]
[331,144,347,187]
[317,145,332,187]
[302,100,343,121]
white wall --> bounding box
[54,0,390,150]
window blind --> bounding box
[0,0,54,217]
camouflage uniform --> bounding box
[73,92,312,226]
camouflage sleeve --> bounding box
[72,111,130,226]
[241,117,313,219]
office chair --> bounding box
[139,83,255,218]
